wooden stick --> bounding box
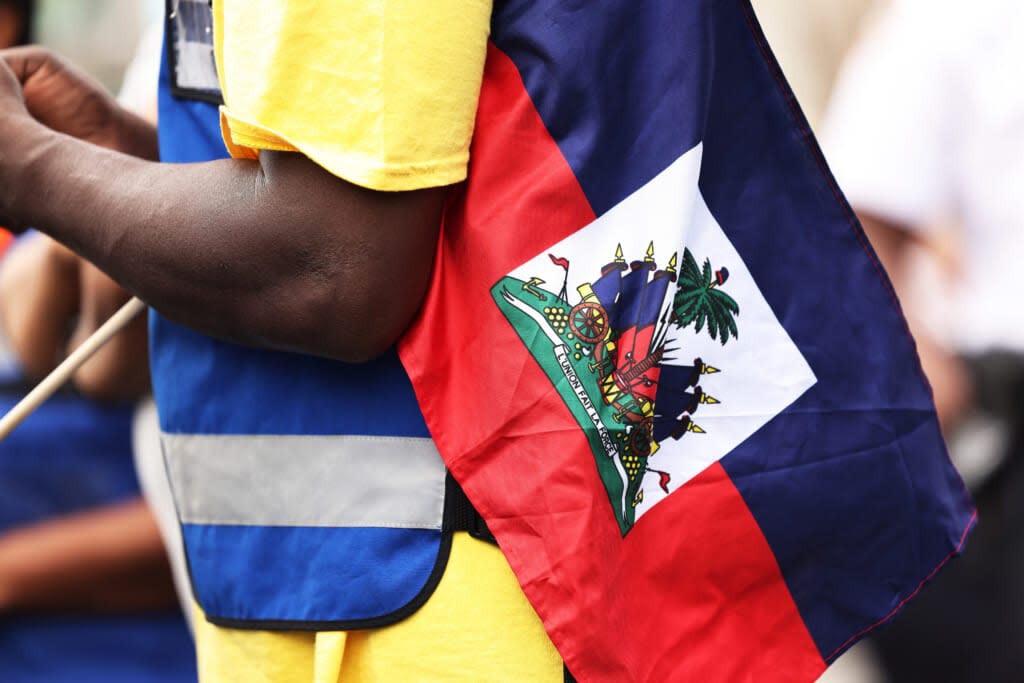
[0,296,147,441]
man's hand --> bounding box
[0,46,156,157]
[0,48,157,234]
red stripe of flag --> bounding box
[400,44,825,682]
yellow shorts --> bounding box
[192,532,563,682]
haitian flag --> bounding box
[399,1,975,680]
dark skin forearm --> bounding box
[0,49,445,362]
[11,128,444,360]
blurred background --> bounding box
[2,1,1020,682]
[34,0,160,90]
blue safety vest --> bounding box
[153,1,452,628]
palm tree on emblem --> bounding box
[672,248,739,344]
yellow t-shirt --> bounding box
[214,0,492,191]
[195,2,562,681]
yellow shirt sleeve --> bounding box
[212,0,493,191]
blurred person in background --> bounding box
[0,235,196,683]
[33,0,161,91]
[751,0,878,130]
[0,2,195,680]
[823,0,1024,680]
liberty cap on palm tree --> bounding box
[672,248,739,344]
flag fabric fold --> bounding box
[399,1,974,680]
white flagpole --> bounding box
[0,296,147,441]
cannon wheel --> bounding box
[569,302,609,344]
[628,421,653,457]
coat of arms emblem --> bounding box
[493,244,740,534]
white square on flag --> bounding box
[499,144,817,525]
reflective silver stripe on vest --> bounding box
[162,433,446,529]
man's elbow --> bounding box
[318,291,422,363]
[326,309,410,364]
[258,275,425,364]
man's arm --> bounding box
[0,49,445,363]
